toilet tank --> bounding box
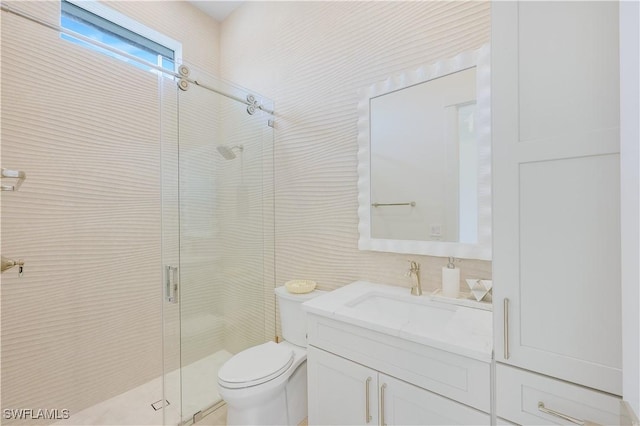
[275,286,326,347]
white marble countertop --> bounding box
[303,280,493,362]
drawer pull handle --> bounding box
[538,402,585,425]
[504,298,510,359]
[380,383,387,426]
[365,377,372,423]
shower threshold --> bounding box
[53,350,233,426]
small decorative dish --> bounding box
[284,279,317,294]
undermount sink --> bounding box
[344,292,457,332]
[302,280,493,361]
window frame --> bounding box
[61,0,183,72]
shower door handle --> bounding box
[165,265,178,303]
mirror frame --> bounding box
[357,44,491,260]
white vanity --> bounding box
[335,1,629,423]
[303,281,492,425]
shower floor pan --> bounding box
[53,350,233,426]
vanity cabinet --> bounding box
[492,0,622,423]
[302,283,493,425]
[307,346,490,426]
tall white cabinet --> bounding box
[492,0,623,423]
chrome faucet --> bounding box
[407,260,423,296]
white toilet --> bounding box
[217,286,326,425]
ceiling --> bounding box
[188,1,245,22]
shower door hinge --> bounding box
[268,119,275,128]
[192,410,203,424]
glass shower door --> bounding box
[160,69,182,425]
[164,62,274,424]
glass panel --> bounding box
[160,73,181,425]
[175,62,274,421]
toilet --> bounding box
[217,286,326,425]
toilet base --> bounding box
[284,362,307,425]
[224,362,307,426]
[226,389,287,426]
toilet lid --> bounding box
[218,341,294,389]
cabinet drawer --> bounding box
[496,364,621,425]
[308,314,491,413]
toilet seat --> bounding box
[218,341,294,389]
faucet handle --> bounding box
[407,260,423,296]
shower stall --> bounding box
[1,2,274,425]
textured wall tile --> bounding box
[220,1,493,337]
[1,1,221,421]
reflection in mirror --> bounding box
[370,67,477,243]
[357,44,491,260]
[457,102,478,243]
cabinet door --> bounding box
[378,374,490,425]
[492,1,622,395]
[307,346,379,426]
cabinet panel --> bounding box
[379,374,490,425]
[496,364,621,425]
[492,0,622,395]
[307,346,378,426]
[519,154,621,367]
[517,1,619,143]
[307,314,491,412]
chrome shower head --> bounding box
[217,145,236,160]
[217,145,243,160]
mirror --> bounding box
[357,45,491,260]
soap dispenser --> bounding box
[442,257,460,298]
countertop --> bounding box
[302,280,493,362]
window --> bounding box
[60,0,181,73]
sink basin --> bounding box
[302,280,493,361]
[345,292,457,332]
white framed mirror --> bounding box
[357,44,491,260]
